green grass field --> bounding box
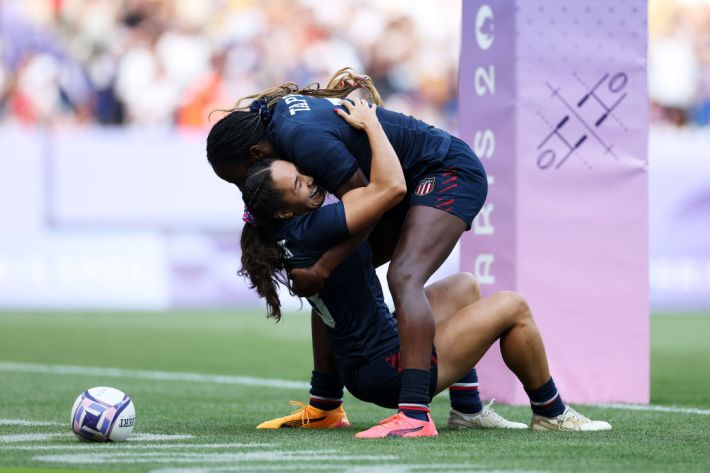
[1,311,709,473]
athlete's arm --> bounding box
[289,168,370,297]
[336,99,406,233]
[289,103,402,297]
[289,228,370,297]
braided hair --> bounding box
[238,159,291,321]
[206,67,383,189]
[205,108,265,188]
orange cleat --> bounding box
[256,401,350,429]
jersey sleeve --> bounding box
[287,202,351,268]
[292,126,360,194]
[301,201,350,252]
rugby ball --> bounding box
[70,386,135,442]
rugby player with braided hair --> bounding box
[207,68,521,434]
[234,99,611,436]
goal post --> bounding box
[458,0,649,404]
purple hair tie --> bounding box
[242,206,257,226]
[249,99,272,124]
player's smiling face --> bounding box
[270,160,326,219]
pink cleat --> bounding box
[355,412,438,439]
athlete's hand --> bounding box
[289,264,329,297]
[335,98,378,131]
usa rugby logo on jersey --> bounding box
[414,177,435,196]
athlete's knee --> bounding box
[457,272,481,302]
[498,291,532,322]
[387,261,425,295]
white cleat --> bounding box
[448,400,528,429]
[531,406,612,432]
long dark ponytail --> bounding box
[206,67,383,187]
[238,159,291,321]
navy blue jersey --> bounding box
[267,202,399,367]
[267,95,452,193]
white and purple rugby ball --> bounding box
[70,387,135,442]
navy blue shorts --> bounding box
[340,346,439,409]
[408,136,488,230]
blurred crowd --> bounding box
[2,0,709,130]
[0,0,460,130]
[649,0,710,126]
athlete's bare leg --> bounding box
[387,206,467,372]
[425,273,481,324]
[433,291,551,394]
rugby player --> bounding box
[233,98,612,437]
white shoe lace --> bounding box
[558,407,591,430]
[480,399,507,422]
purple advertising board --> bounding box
[459,1,649,404]
[649,129,710,312]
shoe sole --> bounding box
[356,432,438,439]
[448,419,528,430]
[531,423,612,432]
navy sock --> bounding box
[525,377,565,417]
[449,368,483,414]
[398,369,431,421]
[309,371,343,411]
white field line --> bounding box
[1,443,275,451]
[150,463,532,473]
[130,434,194,441]
[152,467,339,473]
[0,424,195,446]
[595,403,710,415]
[0,419,63,426]
[33,451,397,465]
[3,361,709,416]
[337,467,541,473]
[340,467,542,473]
[0,433,195,443]
[151,466,540,473]
[0,361,308,390]
[0,433,71,443]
